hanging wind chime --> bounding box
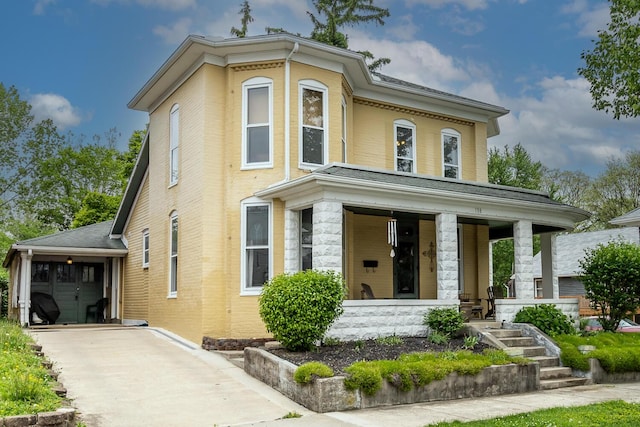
[387,217,397,257]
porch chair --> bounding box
[471,302,484,319]
[86,297,109,323]
[360,283,376,299]
[485,287,496,320]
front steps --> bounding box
[484,328,588,390]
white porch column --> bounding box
[436,212,458,300]
[513,220,534,299]
[284,209,299,273]
[110,258,119,320]
[313,201,343,274]
[540,233,559,298]
[18,250,33,326]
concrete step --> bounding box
[540,366,573,380]
[485,329,522,338]
[498,336,534,347]
[540,377,588,390]
[504,346,547,357]
[529,355,560,368]
[215,350,245,369]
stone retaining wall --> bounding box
[201,337,272,351]
[495,298,579,323]
[244,347,539,413]
[0,408,76,427]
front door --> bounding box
[393,219,419,298]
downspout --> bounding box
[284,42,299,182]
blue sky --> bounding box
[2,0,636,176]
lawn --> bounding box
[0,319,61,417]
[427,400,640,426]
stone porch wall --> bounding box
[326,300,459,341]
[495,298,579,323]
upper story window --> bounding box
[341,96,347,163]
[442,128,461,179]
[241,199,272,295]
[299,80,328,167]
[169,212,178,297]
[394,119,416,173]
[142,229,149,268]
[243,77,273,168]
[169,104,180,186]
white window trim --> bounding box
[442,128,462,179]
[142,229,149,269]
[341,95,347,163]
[169,104,179,187]
[394,119,416,173]
[242,77,273,169]
[168,212,178,298]
[240,198,273,296]
[299,79,329,169]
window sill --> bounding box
[167,293,177,299]
[240,288,262,296]
[241,163,273,170]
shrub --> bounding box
[376,335,403,346]
[424,307,465,337]
[513,304,575,336]
[259,270,345,351]
[579,240,640,332]
[428,332,449,344]
[463,335,479,350]
[344,363,383,395]
[555,333,640,373]
[293,362,334,384]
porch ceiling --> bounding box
[255,163,591,235]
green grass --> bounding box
[0,319,62,417]
[555,332,640,373]
[427,400,640,426]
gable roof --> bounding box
[533,227,640,278]
[3,220,127,267]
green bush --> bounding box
[424,307,465,337]
[555,332,640,373]
[259,270,345,351]
[579,240,640,332]
[513,304,575,336]
[293,362,334,384]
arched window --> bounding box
[242,77,273,168]
[442,128,461,179]
[394,119,416,173]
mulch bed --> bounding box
[268,336,492,375]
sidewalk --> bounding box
[30,326,640,427]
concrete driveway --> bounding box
[29,326,314,427]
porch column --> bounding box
[513,220,534,299]
[313,201,343,274]
[540,233,559,298]
[284,209,299,273]
[18,250,33,326]
[436,212,458,300]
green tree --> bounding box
[230,0,254,38]
[119,129,146,187]
[488,143,544,288]
[541,167,593,231]
[584,151,640,229]
[579,241,640,331]
[72,191,121,228]
[579,0,640,119]
[307,0,390,71]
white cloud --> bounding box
[562,0,610,37]
[29,93,83,130]
[91,0,196,10]
[153,17,193,44]
[406,0,492,11]
[33,0,56,15]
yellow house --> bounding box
[4,34,589,346]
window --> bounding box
[394,120,416,173]
[169,213,178,296]
[341,96,347,163]
[300,80,328,167]
[300,208,313,271]
[442,128,461,179]
[169,104,179,186]
[535,279,543,298]
[31,263,50,283]
[243,78,272,167]
[242,200,271,293]
[142,229,149,268]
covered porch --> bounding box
[3,221,127,326]
[257,164,590,339]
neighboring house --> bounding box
[610,208,640,227]
[4,34,589,345]
[532,227,640,315]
